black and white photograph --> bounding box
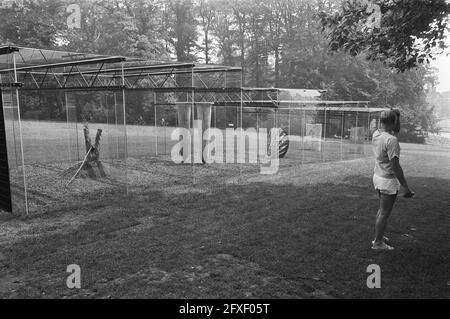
[0,0,449,304]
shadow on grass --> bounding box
[0,174,448,298]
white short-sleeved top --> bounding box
[372,130,400,179]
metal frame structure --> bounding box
[0,47,242,96]
[0,46,386,215]
[0,46,245,214]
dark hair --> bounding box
[392,109,400,133]
[380,109,400,133]
[380,110,397,125]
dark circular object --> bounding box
[267,128,289,158]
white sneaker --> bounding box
[371,241,394,251]
[371,236,390,246]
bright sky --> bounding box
[431,31,450,93]
[432,52,450,93]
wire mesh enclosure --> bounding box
[0,46,385,215]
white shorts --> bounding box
[373,174,401,195]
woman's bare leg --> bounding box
[374,192,397,244]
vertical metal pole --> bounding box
[356,110,359,154]
[302,107,305,165]
[164,117,167,155]
[114,93,119,159]
[73,92,79,161]
[11,90,18,167]
[64,67,72,163]
[276,89,279,129]
[224,100,226,129]
[276,109,279,128]
[367,111,371,150]
[224,71,227,89]
[191,68,195,185]
[154,92,157,156]
[75,113,79,160]
[64,92,71,162]
[341,110,344,160]
[63,67,77,162]
[121,62,128,195]
[13,53,28,215]
[2,70,19,168]
[104,94,108,159]
[256,109,259,130]
[288,108,291,135]
[236,106,238,130]
[322,107,327,162]
[239,76,243,180]
[273,109,277,128]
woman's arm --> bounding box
[391,157,414,197]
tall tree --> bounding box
[198,0,216,64]
[231,0,250,79]
[166,0,198,62]
[319,0,450,71]
[245,0,270,87]
[212,1,236,66]
[62,0,167,59]
[0,0,66,48]
[264,0,285,87]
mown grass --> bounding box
[0,143,449,299]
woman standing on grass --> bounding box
[372,109,414,251]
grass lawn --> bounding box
[0,142,449,298]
